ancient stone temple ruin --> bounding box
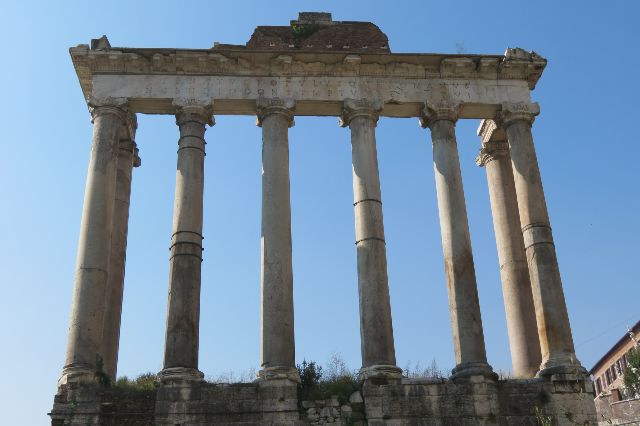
[51,12,597,425]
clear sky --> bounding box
[1,1,638,424]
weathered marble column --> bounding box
[60,100,128,385]
[101,114,141,382]
[340,99,402,381]
[476,119,541,378]
[256,98,300,383]
[420,103,495,380]
[161,101,213,382]
[499,102,586,377]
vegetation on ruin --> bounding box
[623,347,640,397]
[534,406,552,426]
[206,368,257,384]
[402,359,448,379]
[297,355,452,404]
[111,372,160,395]
[291,23,320,39]
[297,354,360,404]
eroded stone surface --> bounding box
[51,377,597,425]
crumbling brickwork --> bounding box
[214,12,391,53]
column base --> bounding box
[159,367,204,384]
[537,353,588,378]
[451,361,498,381]
[358,364,403,382]
[58,363,99,386]
[258,366,301,383]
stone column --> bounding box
[476,119,541,378]
[420,103,495,380]
[256,98,300,383]
[161,101,213,382]
[499,102,586,377]
[340,99,401,381]
[101,113,141,382]
[60,99,128,385]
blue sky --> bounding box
[1,1,638,424]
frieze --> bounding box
[88,74,533,118]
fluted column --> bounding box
[499,102,586,377]
[420,103,495,380]
[256,98,300,383]
[101,113,141,382]
[476,119,541,378]
[60,99,128,385]
[340,99,401,381]
[161,101,213,382]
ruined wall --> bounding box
[594,395,640,425]
[51,376,597,425]
[361,376,596,426]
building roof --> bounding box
[590,320,640,374]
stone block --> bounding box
[340,404,352,417]
[302,400,315,408]
[328,395,340,407]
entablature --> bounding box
[71,40,546,120]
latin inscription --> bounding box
[92,74,532,116]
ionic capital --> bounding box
[475,141,510,167]
[497,102,540,127]
[88,96,128,123]
[476,119,509,167]
[419,102,460,128]
[339,98,383,127]
[173,98,215,126]
[256,97,295,127]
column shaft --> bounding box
[161,104,212,381]
[341,99,401,380]
[257,99,299,382]
[421,106,494,380]
[500,103,585,377]
[477,121,541,378]
[102,134,140,382]
[61,104,126,384]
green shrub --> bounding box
[113,372,159,394]
[291,23,319,39]
[297,355,360,404]
[321,374,360,404]
[623,347,640,397]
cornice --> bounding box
[70,41,546,103]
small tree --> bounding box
[297,360,322,396]
[325,353,353,381]
[623,347,640,398]
[296,356,359,404]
